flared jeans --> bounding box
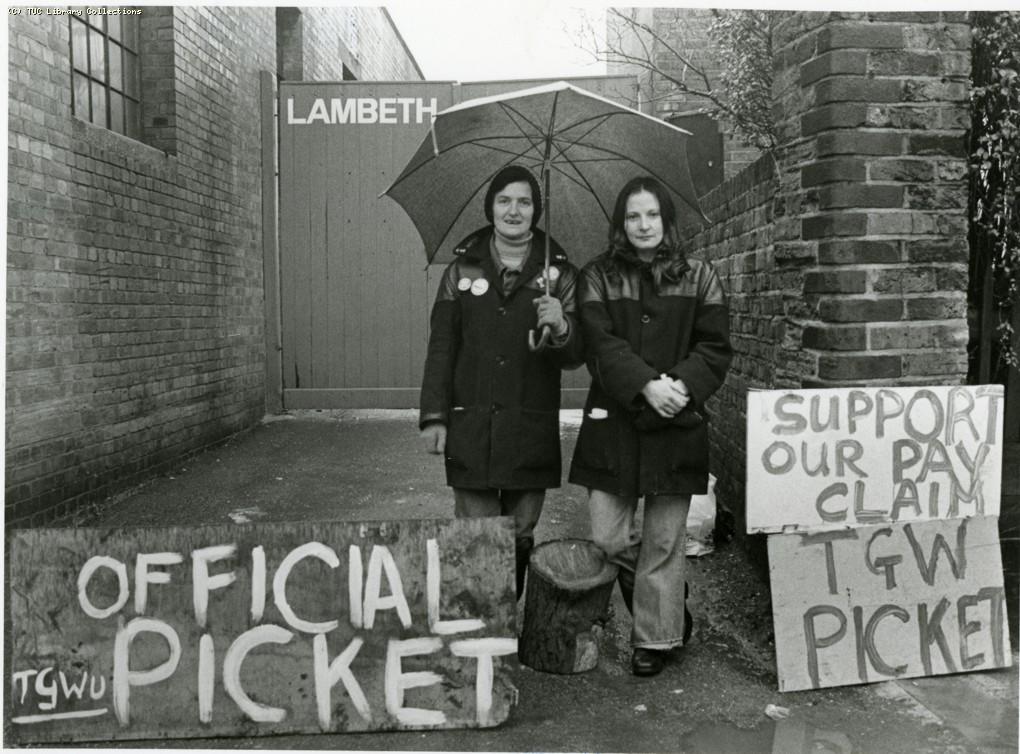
[589,490,691,649]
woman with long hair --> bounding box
[569,176,732,676]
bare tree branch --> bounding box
[577,8,777,152]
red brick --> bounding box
[818,297,904,322]
[803,324,867,350]
[867,50,941,76]
[818,185,904,210]
[906,134,967,157]
[802,103,869,135]
[817,23,905,52]
[802,213,869,239]
[804,269,868,294]
[901,351,968,377]
[871,268,938,294]
[815,77,902,105]
[866,105,941,130]
[867,159,935,182]
[802,158,867,187]
[905,185,967,210]
[818,353,902,380]
[903,239,968,263]
[816,131,903,157]
[818,240,901,264]
[905,297,967,320]
[866,12,939,22]
[869,323,966,350]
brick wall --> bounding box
[5,6,421,525]
[774,11,971,388]
[688,11,973,537]
[299,8,422,82]
[686,156,778,538]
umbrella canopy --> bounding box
[382,81,708,266]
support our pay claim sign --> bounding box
[746,385,1012,692]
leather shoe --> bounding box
[631,647,668,677]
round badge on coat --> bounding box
[548,266,560,281]
[470,278,489,296]
[457,277,472,292]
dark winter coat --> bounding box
[568,248,732,496]
[419,227,583,490]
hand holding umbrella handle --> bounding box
[528,325,553,351]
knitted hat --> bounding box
[483,165,543,227]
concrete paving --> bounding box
[44,410,1020,752]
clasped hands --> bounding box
[641,374,690,419]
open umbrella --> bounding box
[382,80,708,347]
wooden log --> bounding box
[518,538,618,674]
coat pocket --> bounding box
[445,406,484,471]
[514,408,560,472]
[667,420,710,472]
[572,408,620,477]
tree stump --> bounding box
[518,538,619,674]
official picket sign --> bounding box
[6,518,518,744]
[769,515,1012,691]
[746,386,1004,533]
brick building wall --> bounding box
[687,156,778,539]
[689,11,973,538]
[5,6,421,525]
[285,8,423,82]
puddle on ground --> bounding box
[682,720,853,754]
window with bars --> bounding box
[69,11,141,139]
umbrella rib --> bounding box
[544,157,614,225]
[546,137,704,217]
[497,101,549,159]
[548,113,617,158]
[552,110,661,141]
[384,103,547,194]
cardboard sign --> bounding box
[746,386,1004,533]
[5,518,518,744]
[768,516,1012,691]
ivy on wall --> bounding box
[970,11,1020,377]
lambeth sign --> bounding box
[285,96,439,125]
[747,386,1012,692]
[5,518,518,743]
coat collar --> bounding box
[453,226,569,265]
[453,226,569,298]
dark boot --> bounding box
[515,538,533,600]
[683,582,693,645]
[618,568,635,614]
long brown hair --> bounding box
[605,176,688,288]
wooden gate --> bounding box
[273,76,637,409]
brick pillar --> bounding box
[773,11,972,387]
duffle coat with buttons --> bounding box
[419,226,584,490]
[568,248,732,496]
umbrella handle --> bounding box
[528,325,552,352]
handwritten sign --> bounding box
[5,518,518,744]
[747,386,1004,533]
[769,515,1012,691]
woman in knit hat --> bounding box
[419,165,583,598]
